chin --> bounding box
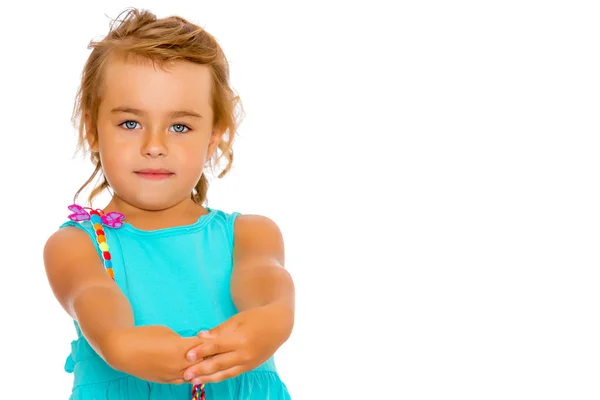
[119,191,187,212]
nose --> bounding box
[141,131,168,158]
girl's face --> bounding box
[92,54,221,211]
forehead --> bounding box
[100,53,212,113]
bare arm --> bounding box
[230,215,295,341]
[43,226,135,362]
[181,214,296,383]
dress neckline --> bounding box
[119,207,218,236]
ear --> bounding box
[206,125,226,160]
[84,113,99,152]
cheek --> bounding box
[177,136,209,160]
[100,141,130,165]
[98,140,134,182]
[174,144,207,178]
[180,150,206,172]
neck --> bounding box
[103,195,207,230]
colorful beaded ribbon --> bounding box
[192,383,206,400]
[67,204,124,279]
[67,204,206,399]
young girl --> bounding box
[43,8,294,400]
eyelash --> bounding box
[119,120,191,133]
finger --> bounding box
[186,335,239,362]
[183,351,239,381]
[186,339,221,362]
[191,365,246,384]
[197,329,215,339]
[197,316,241,339]
[167,378,186,385]
[180,337,209,367]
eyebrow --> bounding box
[110,106,203,119]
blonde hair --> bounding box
[72,8,243,205]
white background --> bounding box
[1,1,599,399]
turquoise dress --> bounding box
[59,208,291,399]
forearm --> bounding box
[72,285,135,362]
[231,261,295,311]
[231,261,295,340]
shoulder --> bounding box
[234,214,281,233]
[232,214,285,265]
[209,208,282,240]
[44,225,95,261]
[43,225,101,276]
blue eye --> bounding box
[120,120,140,130]
[171,124,190,133]
[118,121,190,133]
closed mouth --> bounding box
[134,169,174,174]
[134,169,174,179]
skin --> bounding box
[93,53,220,225]
[44,53,295,385]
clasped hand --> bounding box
[105,306,284,385]
[184,306,285,385]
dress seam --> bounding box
[71,370,283,389]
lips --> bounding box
[134,169,174,180]
[135,168,173,174]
